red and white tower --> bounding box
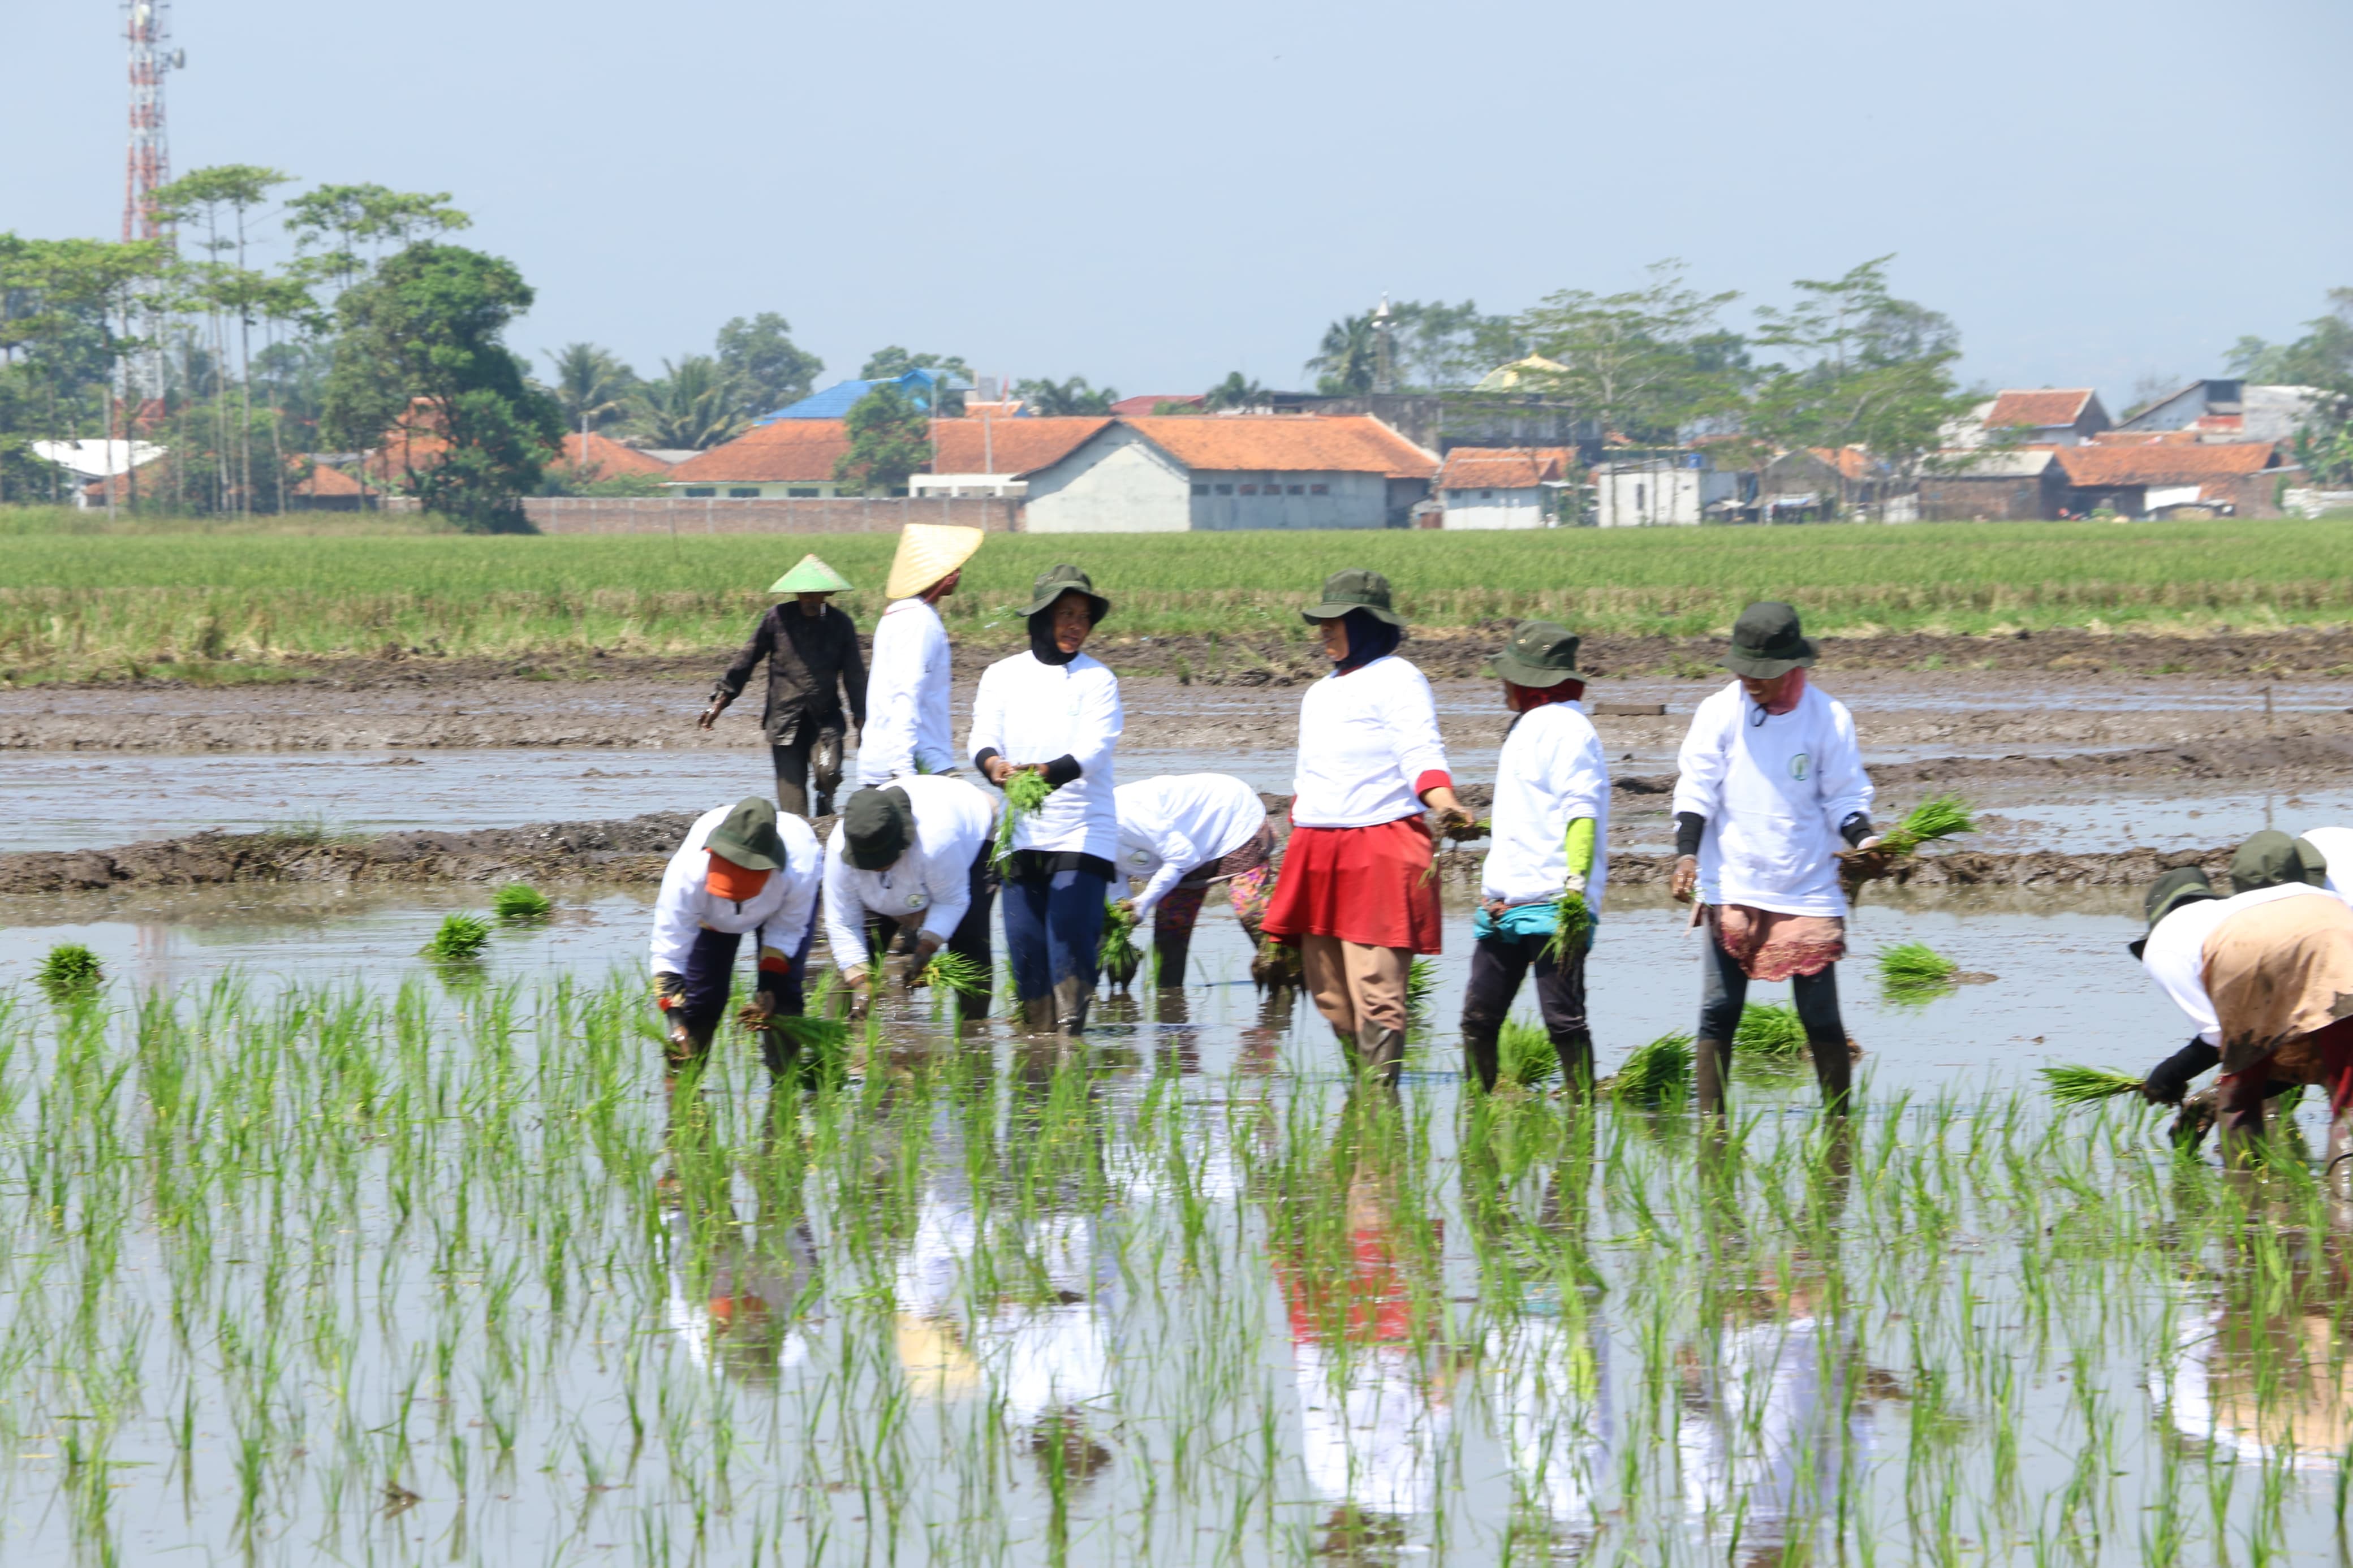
[122,0,182,245]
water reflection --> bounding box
[2159,1216,2353,1471]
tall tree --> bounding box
[1387,300,1522,388]
[321,241,561,530]
[1511,261,1745,444]
[628,356,746,451]
[2232,288,2353,483]
[716,313,821,418]
[1200,371,1264,412]
[833,383,930,494]
[1306,314,1377,396]
[858,347,969,414]
[545,343,637,439]
[1014,376,1119,416]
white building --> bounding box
[1593,455,1748,526]
[1432,446,1573,529]
[1017,416,1437,533]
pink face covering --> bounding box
[1756,667,1808,715]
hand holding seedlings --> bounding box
[1670,855,1700,902]
[894,935,945,992]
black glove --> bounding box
[2143,1037,2221,1104]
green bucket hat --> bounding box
[1024,563,1110,622]
[841,785,914,871]
[705,795,786,871]
[1300,568,1405,629]
[2229,830,2329,896]
[2129,866,2219,960]
[1494,620,1582,687]
[1723,601,1818,679]
[768,554,855,594]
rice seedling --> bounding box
[1878,940,1959,999]
[1878,793,1977,857]
[1732,1001,1805,1057]
[2037,1064,2149,1107]
[1406,957,1436,1026]
[1605,1032,1693,1104]
[921,949,990,997]
[1496,1019,1558,1088]
[1098,900,1141,988]
[490,883,553,923]
[35,941,104,1001]
[990,770,1053,869]
[420,913,492,963]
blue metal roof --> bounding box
[756,369,947,423]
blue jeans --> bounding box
[1002,867,1108,999]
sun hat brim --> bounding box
[884,524,985,601]
[1722,639,1817,679]
[1301,600,1406,628]
[1494,651,1581,686]
[1026,585,1111,621]
[768,555,855,594]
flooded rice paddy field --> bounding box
[8,881,2353,1564]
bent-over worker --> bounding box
[822,775,999,1023]
[1113,772,1276,990]
[700,554,866,818]
[651,796,822,1075]
[1669,601,1878,1114]
[1459,620,1610,1095]
[859,523,985,787]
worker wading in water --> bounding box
[822,775,1001,1024]
[1112,772,1276,990]
[700,554,866,819]
[650,796,822,1075]
[1669,602,1882,1114]
[860,523,985,787]
[1458,620,1610,1095]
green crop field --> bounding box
[2,506,2351,683]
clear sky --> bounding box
[6,0,2347,408]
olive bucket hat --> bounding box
[1024,563,1110,622]
[2229,829,2329,895]
[768,554,855,595]
[1300,568,1405,629]
[2128,866,2220,960]
[841,786,915,871]
[1494,620,1582,688]
[1723,601,1818,679]
[705,796,786,871]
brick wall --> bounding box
[522,495,1019,534]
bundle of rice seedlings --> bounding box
[1406,958,1436,1025]
[1878,940,1959,999]
[421,913,492,964]
[1098,900,1141,988]
[922,949,990,997]
[1733,1001,1806,1058]
[1251,934,1302,988]
[2038,1064,2148,1107]
[492,883,552,923]
[1605,1033,1693,1105]
[991,769,1054,869]
[1498,1019,1559,1088]
[768,1013,850,1088]
[35,942,103,1001]
[1541,891,1593,964]
[1878,794,1976,857]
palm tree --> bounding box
[1305,315,1376,396]
[1014,376,1119,416]
[628,356,747,451]
[546,343,637,440]
[1201,372,1265,412]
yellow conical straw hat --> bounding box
[885,523,986,601]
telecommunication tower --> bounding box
[122,0,184,245]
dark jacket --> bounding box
[714,602,868,746]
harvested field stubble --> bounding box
[8,518,2353,681]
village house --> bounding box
[1592,452,1751,526]
[1950,388,2114,447]
[757,368,954,422]
[1016,416,1438,532]
[2117,378,2324,445]
[2053,442,2302,518]
[1430,447,1573,529]
[664,421,858,498]
[907,417,1113,499]
[1916,450,2066,520]
[1757,446,1894,520]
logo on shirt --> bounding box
[1789,752,1811,781]
[906,893,928,909]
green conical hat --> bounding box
[768,555,854,594]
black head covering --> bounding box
[1330,607,1403,674]
[1027,578,1108,667]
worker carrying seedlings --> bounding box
[699,554,866,819]
[859,523,985,787]
[651,796,822,1075]
[1669,602,1880,1114]
[2134,832,2353,1165]
[1260,569,1475,1087]
[969,564,1123,1037]
[1112,772,1276,989]
[1459,621,1610,1096]
[821,775,1000,1024]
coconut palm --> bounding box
[1305,314,1377,396]
[1014,376,1119,416]
[628,356,747,451]
[546,343,637,437]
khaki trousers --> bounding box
[1300,935,1411,1038]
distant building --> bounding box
[1951,388,2113,448]
[907,418,1114,499]
[756,369,955,422]
[557,431,674,481]
[2119,378,2325,445]
[1592,452,1750,527]
[1432,446,1572,529]
[291,461,369,511]
[1916,450,2066,520]
[665,421,857,497]
[1109,394,1203,416]
[1019,416,1437,533]
[2054,442,2300,517]
[1758,447,1891,519]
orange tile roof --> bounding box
[561,431,673,478]
[1110,394,1201,416]
[1437,446,1572,489]
[2089,429,2198,446]
[1984,389,2096,429]
[1803,446,1878,480]
[666,420,852,483]
[2055,443,2278,486]
[295,462,365,496]
[929,417,1112,476]
[1122,415,1437,478]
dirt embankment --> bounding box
[0,805,2236,900]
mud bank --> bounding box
[0,807,2236,899]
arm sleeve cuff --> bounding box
[1839,811,1874,848]
[1674,812,1705,858]
[1042,755,1082,788]
[972,746,1002,775]
[1414,770,1453,799]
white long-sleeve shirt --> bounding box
[2141,882,2335,1044]
[966,650,1123,862]
[1288,654,1450,828]
[1481,702,1611,909]
[1114,773,1268,915]
[1670,680,1873,917]
[859,598,955,785]
[821,774,998,964]
[649,806,822,977]
[2299,825,2353,906]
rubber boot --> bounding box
[1808,1031,1852,1111]
[1460,1018,1501,1093]
[1053,977,1091,1038]
[1693,1036,1733,1116]
[1020,995,1058,1036]
[1152,932,1191,990]
[2217,1087,2267,1167]
[1552,1030,1595,1100]
[1360,1025,1406,1090]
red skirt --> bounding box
[1261,817,1443,954]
